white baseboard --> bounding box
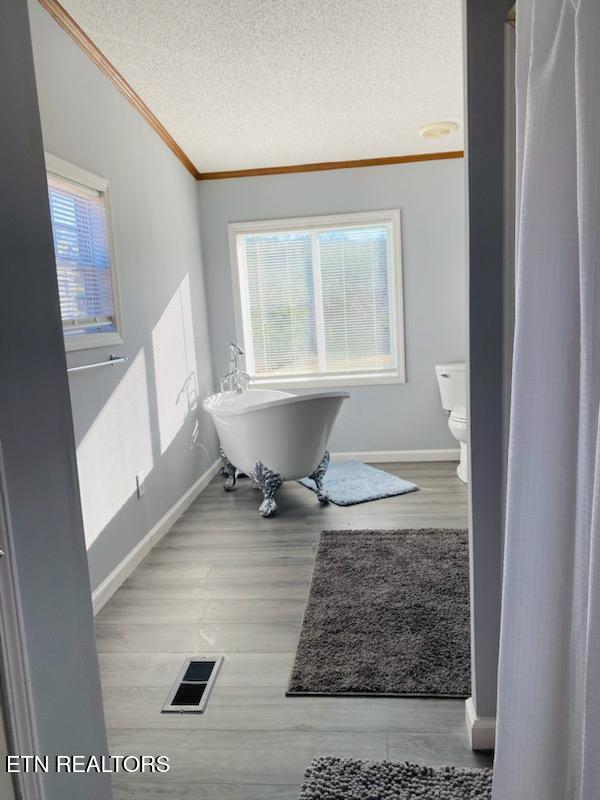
[92,458,221,615]
[330,448,460,463]
[465,697,496,751]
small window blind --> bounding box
[234,213,401,383]
[47,173,117,337]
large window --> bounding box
[229,210,404,387]
[45,154,122,351]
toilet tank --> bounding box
[435,363,466,411]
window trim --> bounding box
[45,153,124,352]
[228,209,405,389]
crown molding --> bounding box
[37,0,201,179]
[197,150,464,180]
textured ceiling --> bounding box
[58,0,464,172]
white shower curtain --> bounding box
[492,1,600,799]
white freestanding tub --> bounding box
[203,388,349,516]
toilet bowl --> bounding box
[448,404,468,483]
[435,363,468,484]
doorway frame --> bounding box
[463,0,515,749]
[0,444,44,800]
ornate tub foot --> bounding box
[220,447,237,491]
[249,461,283,517]
[309,450,330,503]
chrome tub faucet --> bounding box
[220,342,250,393]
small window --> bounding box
[229,210,404,387]
[45,154,122,351]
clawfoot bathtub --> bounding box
[203,389,349,516]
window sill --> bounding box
[64,331,124,352]
[250,371,405,390]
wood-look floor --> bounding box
[96,461,492,799]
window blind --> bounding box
[244,232,317,376]
[236,219,397,381]
[319,225,392,374]
[47,173,116,336]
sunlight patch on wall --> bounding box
[77,349,153,547]
[152,274,199,455]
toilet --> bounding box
[435,363,468,483]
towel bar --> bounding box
[67,354,128,374]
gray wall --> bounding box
[0,1,110,796]
[198,160,466,453]
[29,1,219,591]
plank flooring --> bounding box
[96,461,492,799]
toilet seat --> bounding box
[450,404,467,424]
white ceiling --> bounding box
[59,0,464,173]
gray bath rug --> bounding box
[287,529,470,697]
[299,757,492,800]
[298,461,418,506]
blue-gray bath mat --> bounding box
[298,461,418,506]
